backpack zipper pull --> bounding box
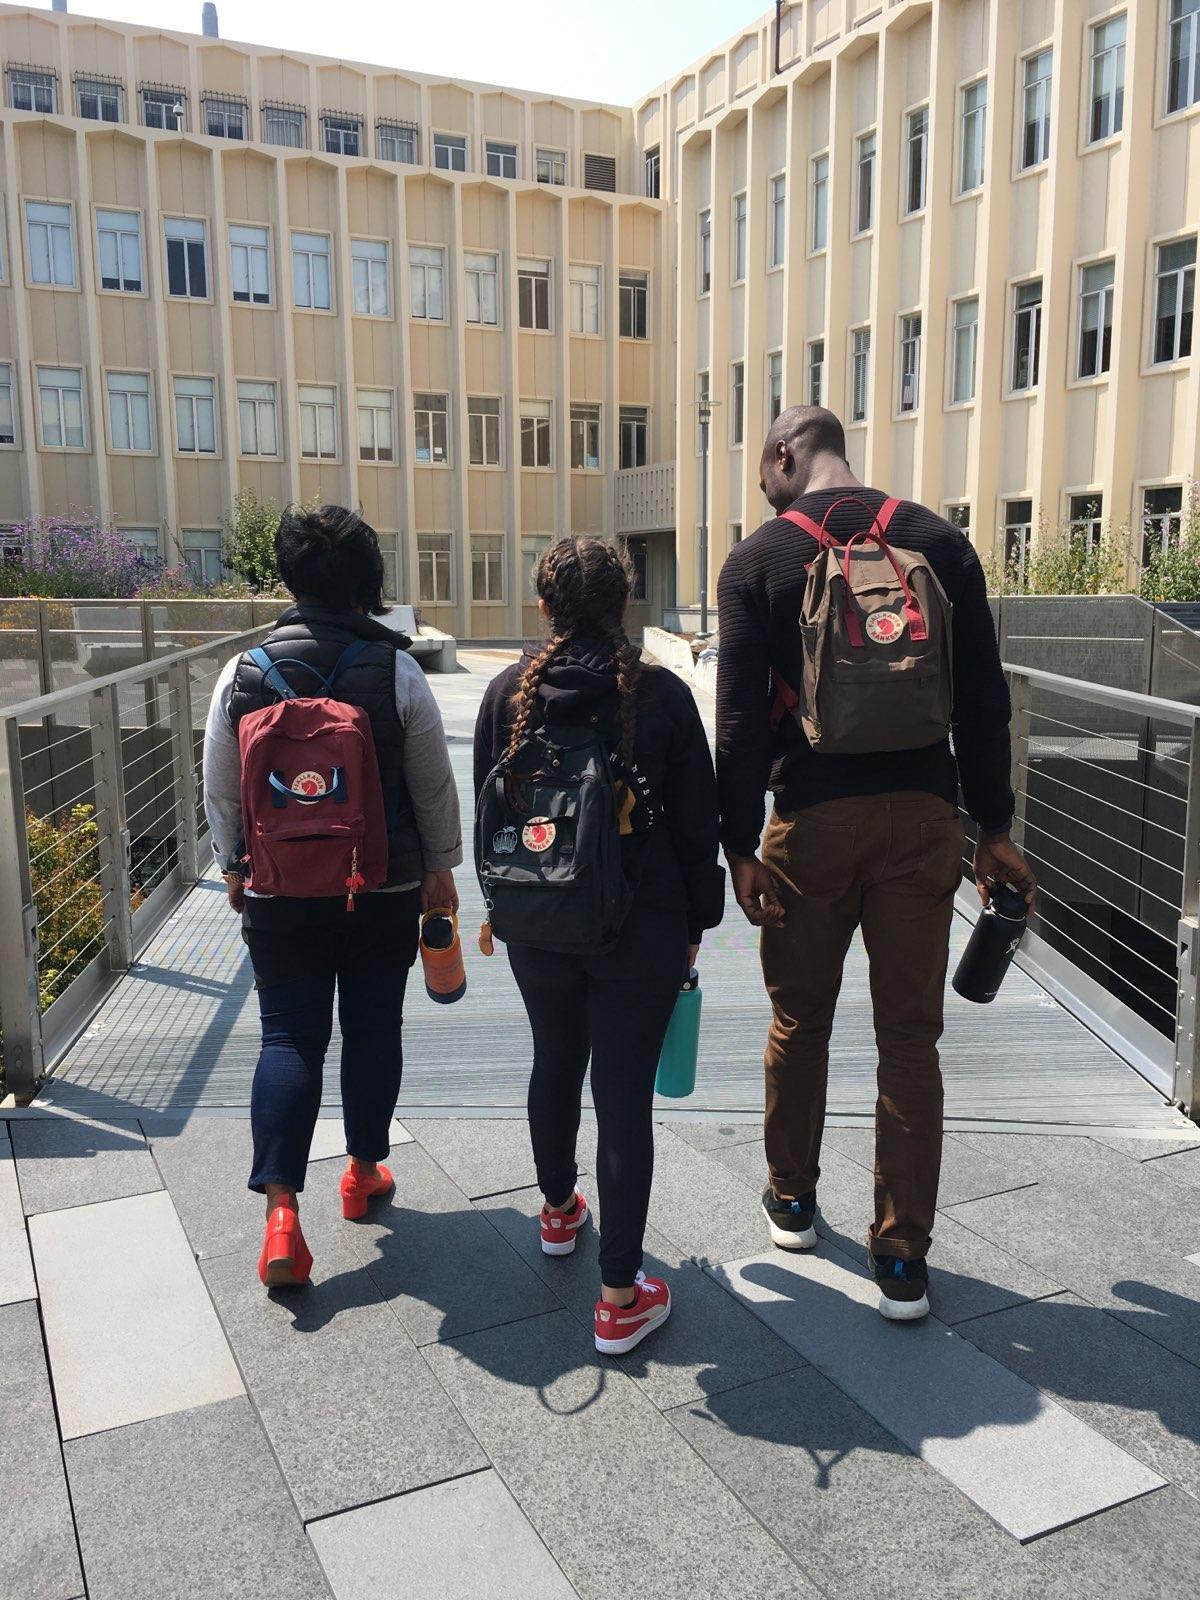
[345,846,365,912]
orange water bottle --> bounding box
[420,909,467,1004]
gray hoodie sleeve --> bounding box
[394,652,463,872]
[202,654,243,870]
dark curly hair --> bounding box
[507,537,642,772]
[275,504,386,614]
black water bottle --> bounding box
[952,883,1028,1004]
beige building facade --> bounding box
[0,0,1198,632]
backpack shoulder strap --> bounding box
[874,497,903,535]
[326,638,372,689]
[247,646,302,703]
[780,508,831,542]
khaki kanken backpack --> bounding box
[771,495,953,756]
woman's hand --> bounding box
[687,943,701,969]
[421,869,460,915]
[222,872,245,913]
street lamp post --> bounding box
[698,393,711,635]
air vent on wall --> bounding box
[583,153,616,192]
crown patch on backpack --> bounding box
[492,825,518,855]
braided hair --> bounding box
[506,537,642,773]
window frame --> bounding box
[163,214,209,301]
[1076,256,1116,382]
[201,92,248,141]
[321,113,363,158]
[24,198,77,290]
[417,533,455,606]
[409,244,447,323]
[569,261,602,336]
[467,394,503,468]
[74,74,123,123]
[904,103,929,216]
[810,151,830,254]
[291,229,333,312]
[433,132,468,172]
[1010,277,1044,394]
[949,294,980,408]
[569,402,602,472]
[958,77,988,196]
[376,120,419,165]
[8,66,57,114]
[140,85,187,131]
[171,373,219,457]
[806,340,824,408]
[297,382,339,461]
[517,258,552,332]
[729,360,745,446]
[854,129,877,237]
[350,235,391,318]
[698,208,712,295]
[1149,232,1196,367]
[519,398,554,470]
[731,191,748,283]
[36,366,88,451]
[356,386,396,464]
[644,145,661,198]
[413,391,450,466]
[850,326,871,424]
[262,103,307,149]
[464,250,501,328]
[1166,0,1200,118]
[235,377,280,459]
[95,206,144,295]
[471,533,506,604]
[897,311,923,415]
[484,140,518,180]
[103,368,154,455]
[181,528,223,588]
[535,148,567,186]
[228,221,271,307]
[768,172,786,269]
[1141,482,1186,563]
[767,348,784,421]
[1018,46,1053,174]
[1086,12,1126,146]
[618,270,649,340]
[1002,497,1035,589]
[0,361,18,449]
[1066,489,1105,551]
[618,405,648,470]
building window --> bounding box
[25,201,74,288]
[417,534,453,604]
[298,384,337,459]
[1012,279,1043,390]
[905,106,928,214]
[351,238,390,316]
[960,79,987,193]
[36,367,85,449]
[768,350,783,420]
[1021,50,1052,170]
[229,224,270,305]
[106,371,152,452]
[413,392,449,463]
[202,93,246,140]
[946,502,971,536]
[644,145,661,198]
[584,153,617,192]
[699,208,712,293]
[237,380,278,457]
[1003,498,1034,587]
[0,363,16,446]
[855,132,876,234]
[951,296,979,404]
[377,120,418,164]
[1069,492,1104,549]
[183,530,221,587]
[1144,485,1184,563]
[357,389,394,462]
[520,400,552,468]
[619,406,647,469]
[75,75,122,122]
[570,403,601,470]
[1089,16,1126,142]
[468,396,502,466]
[899,313,922,412]
[569,263,601,335]
[522,534,551,595]
[141,85,186,130]
[730,522,743,545]
[730,362,745,445]
[322,113,362,157]
[851,328,871,422]
[96,209,142,292]
[536,148,566,185]
[732,192,747,282]
[471,535,505,602]
[434,132,467,171]
[1078,260,1115,378]
[1153,237,1195,363]
[465,251,499,326]
[807,341,823,407]
[173,375,216,454]
[619,272,648,338]
[164,216,207,299]
[769,174,786,267]
[409,246,446,321]
[518,259,551,330]
[262,103,306,148]
[485,140,518,179]
[124,528,161,558]
[1168,0,1200,115]
[8,65,56,112]
[624,536,648,600]
[696,370,710,452]
[292,231,332,310]
[811,152,829,250]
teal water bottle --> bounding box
[655,969,702,1099]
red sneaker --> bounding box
[258,1205,312,1288]
[594,1272,671,1354]
[539,1191,590,1256]
[340,1162,395,1221]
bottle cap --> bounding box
[989,883,1028,923]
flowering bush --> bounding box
[985,517,1132,597]
[0,511,175,599]
[1139,484,1200,604]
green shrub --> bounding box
[1139,484,1200,604]
[985,517,1133,597]
[221,489,291,593]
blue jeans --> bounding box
[243,891,421,1193]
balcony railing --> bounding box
[614,461,674,534]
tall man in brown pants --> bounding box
[716,407,1036,1320]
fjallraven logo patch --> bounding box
[492,825,518,855]
[522,818,556,853]
[291,770,327,802]
[865,611,905,645]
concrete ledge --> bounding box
[642,626,695,677]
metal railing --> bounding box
[0,624,269,1100]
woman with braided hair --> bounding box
[474,536,724,1353]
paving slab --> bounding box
[667,1120,763,1153]
[644,1126,779,1264]
[141,1115,263,1260]
[306,1116,413,1164]
[0,1300,85,1600]
[1090,1132,1200,1162]
[31,1189,244,1439]
[957,1290,1200,1501]
[477,1185,805,1410]
[308,1469,579,1599]
[425,1310,815,1600]
[202,1238,485,1521]
[11,1115,160,1215]
[668,1366,1050,1600]
[408,1115,541,1198]
[1131,1144,1200,1191]
[0,1145,36,1304]
[1029,1486,1200,1598]
[65,1395,332,1600]
[828,1126,1038,1208]
[713,1244,1165,1542]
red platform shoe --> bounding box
[339,1162,395,1221]
[257,1205,312,1288]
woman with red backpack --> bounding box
[474,537,724,1354]
[202,505,461,1288]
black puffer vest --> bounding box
[228,605,423,887]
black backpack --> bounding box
[475,720,634,956]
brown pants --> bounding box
[760,791,965,1260]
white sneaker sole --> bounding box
[762,1201,817,1251]
[540,1202,589,1256]
[878,1291,930,1321]
[595,1300,670,1355]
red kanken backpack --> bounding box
[236,642,388,906]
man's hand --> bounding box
[728,854,785,928]
[687,942,701,971]
[421,869,460,915]
[973,832,1037,914]
[223,873,245,913]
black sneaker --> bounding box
[761,1185,817,1250]
[871,1252,930,1321]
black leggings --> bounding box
[507,905,688,1286]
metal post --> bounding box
[89,684,134,973]
[169,658,200,885]
[1008,669,1032,845]
[1173,722,1200,1120]
[0,718,44,1101]
[698,397,711,636]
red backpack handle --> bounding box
[782,497,916,646]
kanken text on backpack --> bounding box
[772,495,953,756]
[475,721,633,957]
[237,643,388,906]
